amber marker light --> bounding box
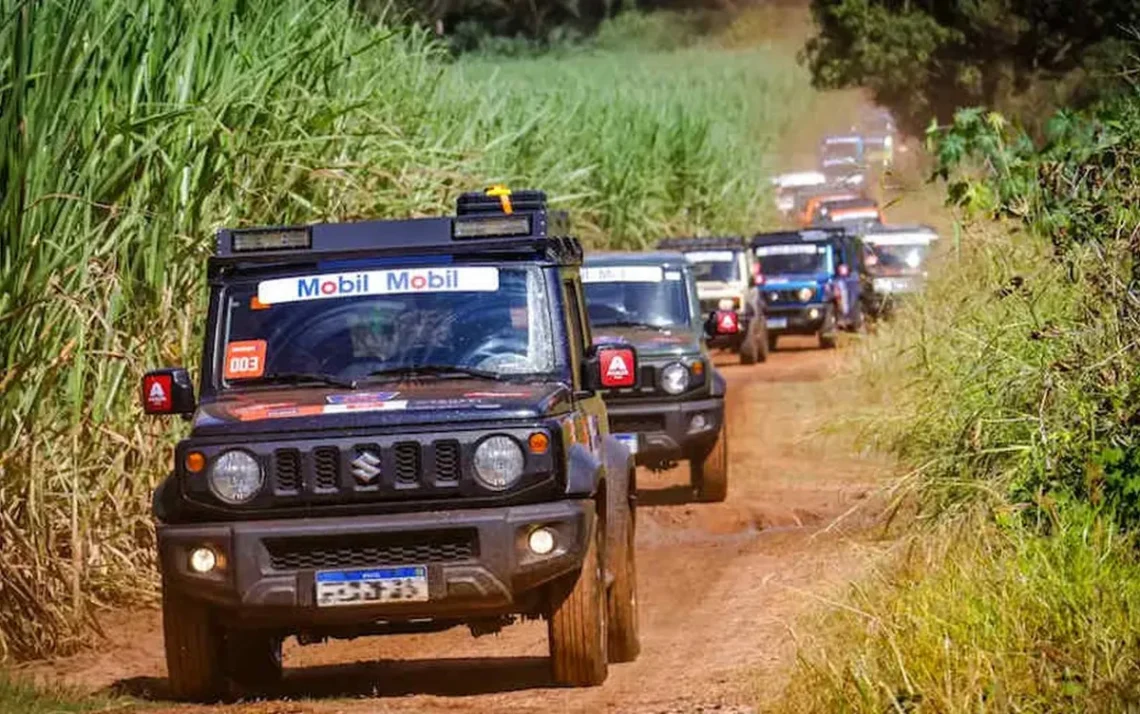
[528,432,550,454]
[185,451,206,473]
[692,361,704,376]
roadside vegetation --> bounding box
[771,61,1140,713]
[0,0,807,662]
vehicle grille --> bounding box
[394,442,420,484]
[313,446,340,491]
[764,289,811,304]
[611,414,666,434]
[264,529,478,571]
[433,441,461,482]
[274,449,301,493]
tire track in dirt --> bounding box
[20,337,894,713]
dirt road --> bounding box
[24,338,892,713]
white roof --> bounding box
[772,171,827,189]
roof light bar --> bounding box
[231,227,311,253]
[452,215,532,239]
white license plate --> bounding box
[316,566,428,607]
[614,433,639,454]
[766,317,788,329]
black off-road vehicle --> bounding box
[580,252,729,502]
[142,189,640,700]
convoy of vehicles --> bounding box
[143,189,641,699]
[580,252,729,502]
[142,167,934,700]
[655,237,768,365]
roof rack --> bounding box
[655,236,746,251]
[210,187,580,270]
[750,228,845,248]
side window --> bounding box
[562,279,588,387]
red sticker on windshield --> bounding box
[224,340,266,380]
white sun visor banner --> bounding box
[257,266,500,305]
[684,251,735,263]
[580,266,663,284]
[755,244,822,256]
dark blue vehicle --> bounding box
[140,189,641,699]
[751,228,867,350]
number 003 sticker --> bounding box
[224,340,267,380]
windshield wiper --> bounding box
[594,320,671,331]
[364,364,506,382]
[238,372,358,389]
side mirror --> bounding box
[706,310,740,338]
[584,343,639,390]
[836,263,850,277]
[142,367,196,415]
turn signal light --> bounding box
[185,451,206,473]
[528,432,550,454]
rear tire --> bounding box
[606,484,640,663]
[819,306,838,349]
[162,581,225,702]
[548,518,608,687]
[692,426,729,503]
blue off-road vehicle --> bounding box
[752,228,868,351]
[141,189,641,700]
[580,252,729,502]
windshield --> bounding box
[216,264,556,387]
[582,265,691,329]
[684,251,741,283]
[755,244,832,275]
[868,243,931,273]
[822,142,861,163]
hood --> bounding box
[762,273,830,289]
[190,380,571,437]
[591,325,701,359]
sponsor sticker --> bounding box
[684,251,735,263]
[143,374,172,413]
[665,270,682,281]
[599,348,636,388]
[755,244,822,256]
[580,266,663,284]
[325,391,399,405]
[224,340,267,380]
[257,267,500,305]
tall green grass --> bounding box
[0,0,808,660]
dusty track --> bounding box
[23,338,892,712]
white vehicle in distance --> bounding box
[862,224,939,317]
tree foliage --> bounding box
[804,0,1140,134]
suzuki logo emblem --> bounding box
[351,450,381,483]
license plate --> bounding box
[614,433,639,454]
[766,317,788,329]
[315,566,428,607]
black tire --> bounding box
[226,631,283,695]
[548,517,608,686]
[739,324,758,365]
[606,481,639,663]
[767,333,778,352]
[755,319,770,363]
[819,306,838,349]
[849,300,865,333]
[692,426,729,503]
[162,581,225,702]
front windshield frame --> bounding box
[582,264,695,330]
[204,262,568,394]
[754,242,834,275]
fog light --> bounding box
[528,527,556,555]
[189,547,217,574]
[689,414,709,432]
[808,308,820,320]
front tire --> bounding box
[692,426,729,503]
[606,483,640,663]
[162,581,225,702]
[226,631,283,695]
[548,518,608,687]
[767,333,779,352]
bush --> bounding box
[0,0,808,660]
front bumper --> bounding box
[158,500,592,628]
[765,303,828,335]
[605,395,724,464]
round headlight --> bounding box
[660,363,690,395]
[208,450,264,504]
[797,287,815,302]
[473,436,524,491]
